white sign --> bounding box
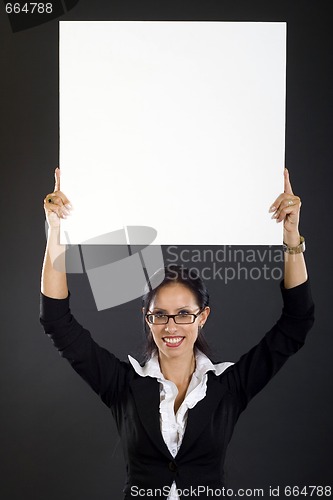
[59,21,286,245]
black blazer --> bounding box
[40,280,314,499]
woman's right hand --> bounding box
[43,167,72,229]
[41,167,70,298]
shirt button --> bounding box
[168,461,177,472]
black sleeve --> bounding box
[39,292,130,408]
[225,279,315,410]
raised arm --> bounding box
[40,168,131,407]
[269,168,308,289]
[224,169,314,409]
[41,167,72,299]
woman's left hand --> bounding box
[269,168,301,247]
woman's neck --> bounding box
[158,351,196,386]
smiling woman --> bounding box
[141,266,211,363]
[40,168,314,499]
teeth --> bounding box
[163,337,183,344]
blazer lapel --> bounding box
[129,375,173,460]
[177,373,223,459]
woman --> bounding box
[40,167,314,499]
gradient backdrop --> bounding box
[1,0,332,499]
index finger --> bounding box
[54,167,60,192]
[284,167,294,195]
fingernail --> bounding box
[65,203,72,209]
[271,212,277,219]
[269,205,276,213]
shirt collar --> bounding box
[128,350,233,380]
[128,352,163,379]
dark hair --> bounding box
[141,265,212,363]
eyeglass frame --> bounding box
[145,308,205,325]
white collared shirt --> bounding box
[128,350,233,500]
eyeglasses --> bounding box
[146,309,203,325]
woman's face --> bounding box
[145,283,210,361]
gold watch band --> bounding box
[283,235,306,254]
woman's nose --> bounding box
[164,319,178,333]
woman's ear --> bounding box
[201,306,211,325]
[143,307,150,328]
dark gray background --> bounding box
[1,0,332,499]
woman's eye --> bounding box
[179,310,190,315]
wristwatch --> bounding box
[283,236,306,254]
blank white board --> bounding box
[59,21,286,245]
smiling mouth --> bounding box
[162,336,185,347]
